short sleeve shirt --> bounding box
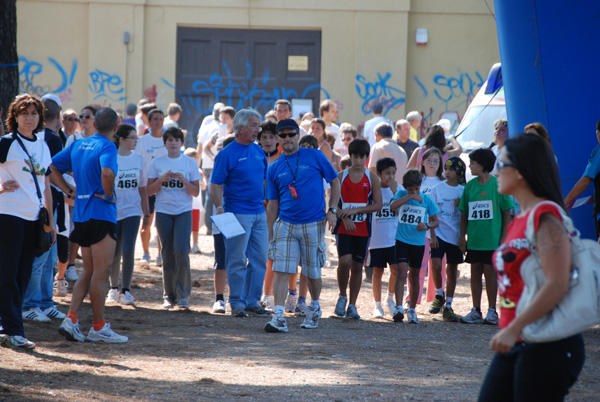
[392,189,440,246]
[148,154,200,215]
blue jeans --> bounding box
[224,212,268,309]
[23,241,57,311]
[155,211,192,303]
[110,215,141,290]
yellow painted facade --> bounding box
[16,0,499,130]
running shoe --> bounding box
[294,302,308,317]
[22,307,51,322]
[442,307,461,322]
[58,318,86,342]
[483,309,499,325]
[245,305,271,317]
[428,295,446,314]
[87,323,128,343]
[106,288,119,304]
[231,305,247,317]
[346,304,360,320]
[300,306,322,329]
[260,295,273,311]
[190,244,201,254]
[461,307,484,324]
[213,300,226,314]
[284,293,298,313]
[264,315,288,333]
[155,254,163,267]
[372,305,384,319]
[139,253,151,267]
[393,306,404,323]
[0,334,36,350]
[119,291,136,306]
[407,308,419,324]
[65,265,79,281]
[386,298,396,317]
[334,295,348,317]
[53,276,68,297]
[42,306,66,320]
[161,299,174,309]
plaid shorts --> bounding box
[268,219,326,279]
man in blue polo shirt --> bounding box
[264,119,340,332]
[211,108,270,317]
[50,107,127,343]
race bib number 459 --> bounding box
[398,205,426,226]
[343,202,367,223]
[468,200,493,220]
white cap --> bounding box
[41,93,62,107]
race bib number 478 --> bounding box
[468,200,493,220]
[398,205,426,226]
[343,202,367,223]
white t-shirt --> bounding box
[148,154,201,215]
[64,132,86,148]
[135,134,167,173]
[429,181,464,245]
[0,134,52,221]
[192,168,204,210]
[200,120,220,170]
[326,123,343,155]
[363,116,393,147]
[421,176,444,239]
[115,153,147,221]
[369,186,398,250]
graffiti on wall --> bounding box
[355,72,406,116]
[88,69,126,102]
[162,61,330,117]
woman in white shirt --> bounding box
[106,125,149,307]
[147,127,200,310]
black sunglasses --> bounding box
[277,132,298,139]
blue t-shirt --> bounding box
[266,148,338,224]
[392,189,440,246]
[583,146,600,179]
[211,140,267,214]
[52,134,118,223]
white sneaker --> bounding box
[260,295,274,311]
[372,305,384,319]
[65,265,79,281]
[139,252,151,267]
[213,300,226,314]
[42,306,66,320]
[386,299,396,317]
[300,306,322,329]
[22,307,51,322]
[155,254,163,267]
[87,322,128,343]
[118,291,136,306]
[190,244,201,254]
[264,315,288,333]
[162,299,174,309]
[407,308,419,324]
[106,288,119,304]
[284,293,298,313]
[58,318,86,342]
[53,277,68,297]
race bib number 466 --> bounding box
[398,205,426,226]
[343,202,367,222]
[468,200,493,220]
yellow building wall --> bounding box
[15,0,496,131]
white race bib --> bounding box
[343,202,367,223]
[116,169,140,190]
[398,205,426,226]
[160,169,186,190]
[374,206,397,220]
[468,200,493,220]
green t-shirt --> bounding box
[458,175,514,251]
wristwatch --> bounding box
[425,223,431,229]
[328,207,338,214]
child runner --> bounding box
[458,148,513,324]
[428,156,466,321]
[368,158,403,320]
[334,139,382,319]
[390,169,440,323]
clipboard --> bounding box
[210,212,246,239]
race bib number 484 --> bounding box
[468,200,493,220]
[343,202,367,222]
[398,205,426,226]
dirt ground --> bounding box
[2,229,599,402]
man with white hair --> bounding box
[363,102,393,147]
[406,111,422,142]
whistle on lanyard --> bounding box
[288,184,298,199]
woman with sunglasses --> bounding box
[478,133,585,401]
[105,125,150,307]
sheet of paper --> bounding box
[210,212,246,239]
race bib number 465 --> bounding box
[343,202,367,222]
[398,205,426,226]
[117,170,140,190]
[468,200,493,220]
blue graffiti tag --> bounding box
[432,69,484,104]
[355,73,406,116]
[162,62,330,117]
[18,56,78,96]
[89,69,126,102]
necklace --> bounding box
[283,151,300,199]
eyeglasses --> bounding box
[79,114,94,120]
[495,160,516,171]
[65,117,79,122]
[277,132,298,139]
[424,159,440,165]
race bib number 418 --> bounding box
[468,200,493,220]
[398,205,426,226]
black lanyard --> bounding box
[283,152,299,186]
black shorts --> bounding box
[70,219,117,247]
[465,249,494,265]
[395,240,425,268]
[369,246,396,268]
[430,238,464,264]
[595,216,600,238]
[213,233,225,270]
[336,233,369,263]
[148,195,156,215]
